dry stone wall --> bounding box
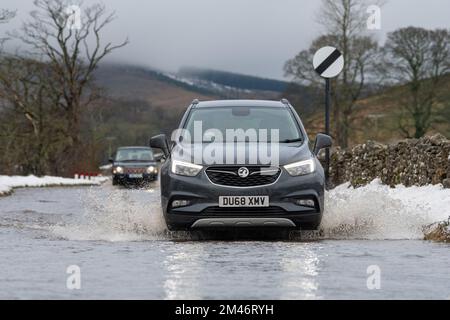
[328,134,450,188]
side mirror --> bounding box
[108,158,114,164]
[313,133,332,156]
[150,134,170,157]
[154,153,164,162]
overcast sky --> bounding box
[1,0,449,79]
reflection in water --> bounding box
[164,245,204,300]
[279,244,320,299]
[163,241,322,300]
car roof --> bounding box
[192,100,288,109]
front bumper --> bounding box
[113,173,157,183]
[160,166,325,230]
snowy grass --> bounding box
[0,175,108,196]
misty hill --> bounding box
[178,67,290,93]
[94,64,318,115]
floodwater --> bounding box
[0,183,449,299]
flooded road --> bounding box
[0,183,449,299]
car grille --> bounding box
[202,206,286,216]
[205,166,281,187]
[124,168,146,174]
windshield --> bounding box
[184,106,303,143]
[115,149,154,161]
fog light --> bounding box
[172,200,191,208]
[295,199,315,208]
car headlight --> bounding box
[284,159,316,176]
[146,166,157,174]
[113,166,124,174]
[171,160,203,177]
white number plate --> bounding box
[219,196,269,208]
[129,174,143,179]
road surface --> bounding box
[0,183,449,299]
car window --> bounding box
[115,149,154,161]
[184,107,303,143]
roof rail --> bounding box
[191,99,200,106]
[281,98,290,106]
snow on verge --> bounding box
[323,179,450,240]
[0,175,108,196]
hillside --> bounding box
[95,64,319,115]
[303,76,450,145]
[94,64,219,111]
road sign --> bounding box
[313,46,344,79]
[312,46,344,186]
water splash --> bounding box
[321,179,450,240]
[51,180,450,242]
[51,185,168,241]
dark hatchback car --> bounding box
[150,100,332,231]
[110,147,158,185]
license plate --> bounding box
[129,174,143,179]
[219,196,269,208]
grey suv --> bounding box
[150,100,332,231]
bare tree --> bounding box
[0,9,15,50]
[0,57,67,175]
[285,0,381,148]
[0,1,127,175]
[383,27,450,138]
[11,0,128,172]
[0,9,14,58]
[0,9,14,22]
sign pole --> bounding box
[325,78,331,182]
[312,46,344,187]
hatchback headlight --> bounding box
[284,159,316,176]
[146,166,156,174]
[113,166,124,174]
[171,160,203,177]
